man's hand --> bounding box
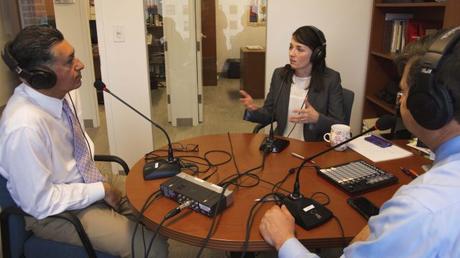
[289,99,319,124]
[259,205,296,250]
[103,182,122,210]
[240,90,259,111]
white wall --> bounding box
[54,0,99,127]
[95,0,154,167]
[216,0,266,73]
[266,0,372,135]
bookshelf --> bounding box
[145,0,164,89]
[362,0,460,119]
[146,24,165,88]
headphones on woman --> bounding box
[406,26,460,130]
[1,42,57,89]
[306,25,327,64]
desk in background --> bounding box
[240,47,265,99]
[126,133,431,252]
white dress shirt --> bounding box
[279,135,460,258]
[0,83,104,219]
[283,75,310,140]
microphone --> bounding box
[94,81,182,180]
[284,115,396,230]
[259,65,291,153]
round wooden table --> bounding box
[126,133,429,252]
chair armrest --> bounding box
[1,207,29,258]
[94,154,129,174]
[50,212,97,258]
[1,207,98,258]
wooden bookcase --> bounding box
[363,0,460,119]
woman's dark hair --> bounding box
[9,25,64,71]
[280,25,327,92]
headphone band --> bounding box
[421,27,460,72]
[1,41,57,89]
[406,26,460,130]
[307,25,326,47]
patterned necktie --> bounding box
[62,99,104,183]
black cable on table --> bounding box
[195,184,229,258]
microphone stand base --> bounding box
[143,158,182,180]
[282,197,333,230]
[259,137,290,153]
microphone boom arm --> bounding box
[102,89,175,160]
[94,80,182,180]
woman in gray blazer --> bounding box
[240,25,345,141]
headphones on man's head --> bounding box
[1,41,57,89]
[406,26,460,130]
[307,25,327,64]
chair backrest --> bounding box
[342,88,355,125]
[0,176,30,258]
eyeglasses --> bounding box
[396,91,404,106]
[171,143,199,152]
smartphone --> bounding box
[364,134,393,148]
[347,196,379,220]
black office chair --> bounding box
[0,155,129,258]
[252,88,355,133]
[342,87,355,125]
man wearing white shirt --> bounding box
[259,27,460,258]
[0,25,167,258]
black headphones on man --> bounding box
[1,41,57,89]
[406,26,460,130]
[307,25,327,64]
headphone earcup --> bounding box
[310,45,325,64]
[306,26,326,65]
[28,66,57,89]
[407,71,453,130]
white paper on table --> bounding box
[347,135,413,162]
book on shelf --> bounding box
[384,13,412,53]
[385,13,413,21]
[383,13,441,54]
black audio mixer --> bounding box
[317,160,398,194]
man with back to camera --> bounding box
[258,26,460,257]
[0,25,168,258]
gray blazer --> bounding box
[245,67,345,141]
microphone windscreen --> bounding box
[93,80,106,91]
[375,115,396,131]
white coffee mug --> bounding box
[323,124,351,151]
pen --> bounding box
[254,196,279,202]
[291,152,305,160]
[290,152,316,164]
[400,167,419,179]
